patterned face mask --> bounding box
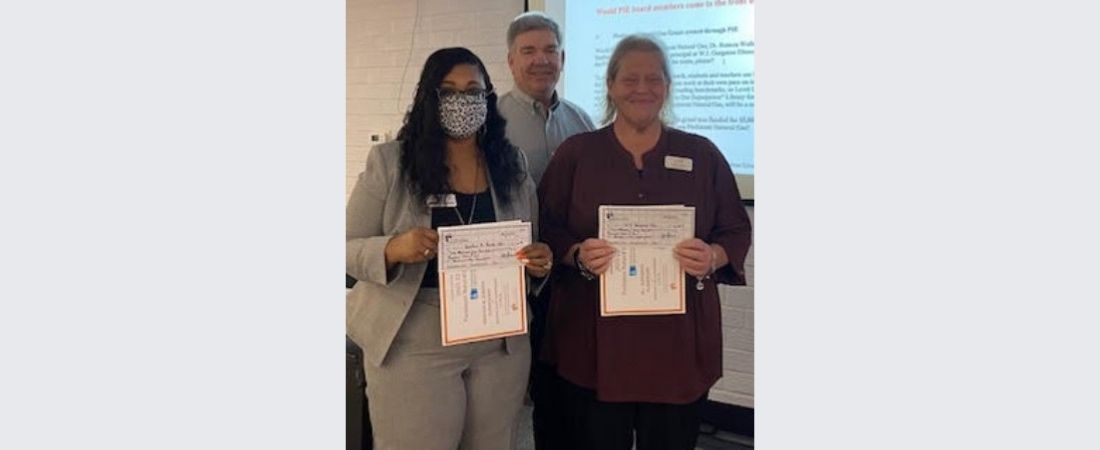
[438,93,488,138]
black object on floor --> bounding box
[346,274,372,449]
[700,401,753,438]
[346,336,372,450]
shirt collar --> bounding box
[510,88,560,114]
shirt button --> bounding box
[638,193,645,199]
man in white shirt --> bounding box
[498,11,596,450]
[499,12,596,183]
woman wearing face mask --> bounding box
[346,47,552,450]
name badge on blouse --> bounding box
[426,193,458,208]
[665,155,694,172]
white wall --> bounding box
[712,207,754,407]
[347,0,754,409]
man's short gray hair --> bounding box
[506,12,562,49]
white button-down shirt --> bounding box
[498,89,596,184]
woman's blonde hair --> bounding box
[601,34,674,126]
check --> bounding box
[598,205,695,316]
[436,221,529,346]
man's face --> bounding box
[507,29,563,99]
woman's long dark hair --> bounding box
[396,47,523,207]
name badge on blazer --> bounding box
[665,155,694,172]
[426,193,458,208]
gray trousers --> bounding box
[363,289,530,450]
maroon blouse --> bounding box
[537,125,752,404]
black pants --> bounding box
[531,360,566,449]
[530,285,566,450]
[557,376,706,450]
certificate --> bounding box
[436,221,530,346]
[598,205,695,316]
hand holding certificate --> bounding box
[436,221,530,346]
[598,205,695,316]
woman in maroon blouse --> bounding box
[536,34,753,450]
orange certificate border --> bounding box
[440,266,528,346]
[599,270,687,317]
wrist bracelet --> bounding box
[707,245,717,278]
[573,247,595,280]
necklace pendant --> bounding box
[452,191,478,226]
[695,277,705,291]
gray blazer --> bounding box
[346,140,540,367]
